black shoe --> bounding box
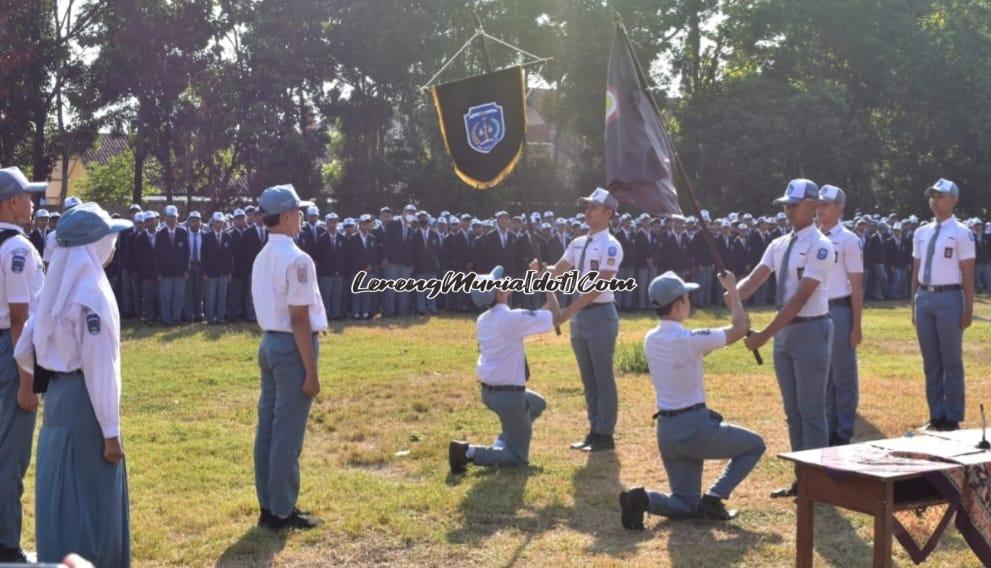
[0,547,28,563]
[828,433,850,447]
[770,482,798,499]
[449,440,469,474]
[266,510,321,531]
[925,419,946,431]
[258,508,272,526]
[943,421,960,432]
[581,434,615,452]
[697,494,738,521]
[619,487,649,530]
[570,433,593,450]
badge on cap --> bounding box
[86,311,101,335]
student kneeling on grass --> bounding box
[449,264,562,473]
[620,270,765,527]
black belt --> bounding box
[653,402,706,420]
[790,314,830,324]
[581,302,616,311]
[480,383,525,392]
[264,331,320,337]
[828,296,852,307]
[920,284,962,293]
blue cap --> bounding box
[648,271,699,307]
[773,179,819,205]
[471,265,505,309]
[0,167,47,201]
[56,202,133,247]
[258,184,301,216]
[925,178,959,198]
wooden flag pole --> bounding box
[473,14,561,335]
[615,17,762,365]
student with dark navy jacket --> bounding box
[153,204,189,326]
[202,212,234,324]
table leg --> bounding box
[797,466,814,568]
[873,481,893,568]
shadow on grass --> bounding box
[215,526,287,568]
[663,518,783,566]
[446,465,536,545]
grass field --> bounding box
[16,298,991,567]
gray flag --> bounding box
[605,23,682,215]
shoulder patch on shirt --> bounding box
[691,329,712,336]
[816,248,828,260]
[86,312,101,335]
[296,263,308,283]
[10,247,27,273]
[607,246,617,256]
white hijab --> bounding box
[15,233,120,372]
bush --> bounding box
[616,342,649,375]
[79,148,160,208]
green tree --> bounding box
[78,148,161,209]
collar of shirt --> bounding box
[0,222,23,233]
[934,215,957,229]
[791,223,817,242]
[269,234,293,244]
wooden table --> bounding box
[780,432,991,568]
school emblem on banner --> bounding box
[430,66,527,190]
[464,102,505,154]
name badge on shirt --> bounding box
[944,247,953,259]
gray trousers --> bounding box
[570,303,619,435]
[158,276,185,325]
[415,272,438,314]
[915,289,965,422]
[228,277,245,320]
[254,332,318,518]
[0,334,34,551]
[36,372,130,567]
[141,279,158,322]
[976,263,991,294]
[826,305,859,440]
[382,263,413,316]
[318,276,344,319]
[691,265,714,307]
[773,317,833,451]
[648,408,765,517]
[350,273,372,317]
[183,263,205,321]
[637,267,656,309]
[470,388,546,467]
[205,276,229,323]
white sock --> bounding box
[466,446,476,458]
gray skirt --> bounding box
[36,371,130,567]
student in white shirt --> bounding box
[449,265,562,473]
[251,184,327,531]
[14,202,131,566]
[620,270,763,528]
[912,179,976,432]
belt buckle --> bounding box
[926,286,936,293]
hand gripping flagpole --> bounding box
[614,15,762,365]
[472,14,562,336]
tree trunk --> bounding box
[133,120,145,204]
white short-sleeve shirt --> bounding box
[822,223,864,299]
[560,228,624,304]
[759,224,833,317]
[251,234,328,333]
[912,216,976,286]
[0,223,44,327]
[476,304,553,386]
[644,321,726,410]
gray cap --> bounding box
[773,179,819,205]
[925,178,959,198]
[35,209,50,219]
[56,202,133,247]
[818,184,846,205]
[470,265,505,309]
[63,196,82,210]
[259,184,301,216]
[163,204,178,217]
[648,271,699,307]
[0,167,47,202]
[188,211,201,220]
[577,187,619,210]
